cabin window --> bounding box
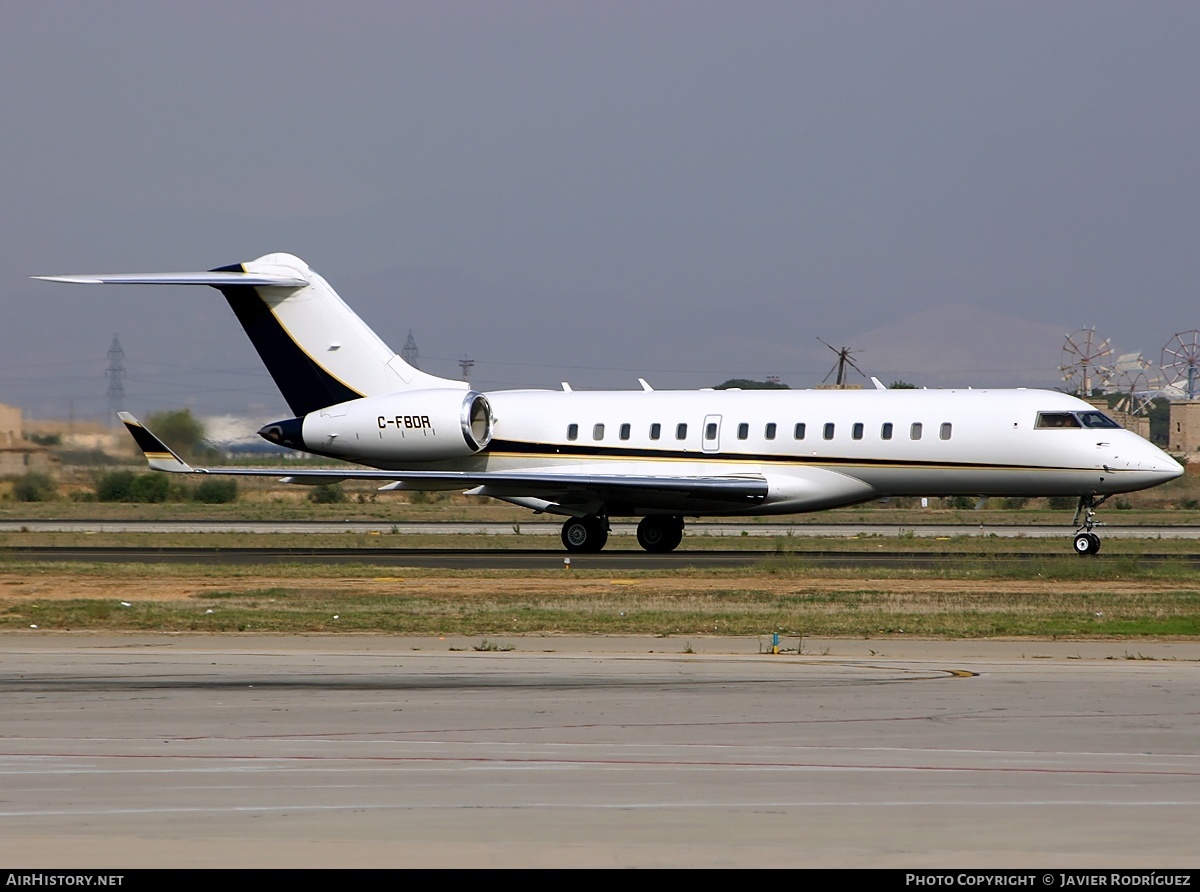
[852,422,864,440]
[940,422,952,440]
[705,422,718,440]
[823,423,835,440]
[765,423,777,440]
[650,423,661,440]
[567,424,578,441]
[737,423,749,440]
[881,422,893,440]
[676,423,688,440]
[794,423,806,440]
[910,422,923,440]
[593,423,605,441]
[620,423,631,440]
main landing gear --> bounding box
[1071,494,1108,556]
[560,515,609,553]
[559,515,686,554]
[635,515,684,553]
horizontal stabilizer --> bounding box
[32,272,308,287]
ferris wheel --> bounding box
[1161,330,1200,400]
[1060,328,1113,397]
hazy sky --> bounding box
[3,2,1197,421]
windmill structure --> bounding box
[1059,327,1113,397]
[1106,353,1158,417]
[817,338,864,388]
[1161,330,1200,400]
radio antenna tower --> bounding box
[106,334,125,424]
[401,329,420,369]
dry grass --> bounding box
[2,559,1198,638]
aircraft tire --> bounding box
[561,516,608,553]
[636,516,684,553]
[1073,533,1095,556]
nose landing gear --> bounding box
[1071,494,1108,556]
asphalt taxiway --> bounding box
[1,634,1197,868]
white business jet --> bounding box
[35,253,1183,555]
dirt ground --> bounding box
[0,571,1187,603]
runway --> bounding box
[1,634,1198,868]
[4,519,1200,538]
[6,544,1200,570]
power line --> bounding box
[105,334,125,425]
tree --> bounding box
[714,379,790,390]
[888,380,918,389]
[12,472,57,502]
[145,409,207,459]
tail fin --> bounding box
[35,253,463,416]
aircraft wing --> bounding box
[118,413,768,510]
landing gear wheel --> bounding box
[561,516,608,553]
[1071,495,1106,556]
[636,516,684,553]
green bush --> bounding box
[95,470,170,503]
[308,482,346,503]
[95,470,135,501]
[194,478,238,504]
[129,473,170,503]
[12,472,58,502]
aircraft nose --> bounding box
[1116,442,1184,479]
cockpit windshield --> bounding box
[1077,411,1121,429]
[1036,411,1122,430]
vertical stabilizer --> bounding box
[214,254,463,415]
[33,253,465,417]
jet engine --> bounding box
[260,389,493,462]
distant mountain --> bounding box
[845,303,1071,389]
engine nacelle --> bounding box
[260,389,493,462]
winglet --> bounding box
[117,412,194,473]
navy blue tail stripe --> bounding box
[210,265,362,416]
